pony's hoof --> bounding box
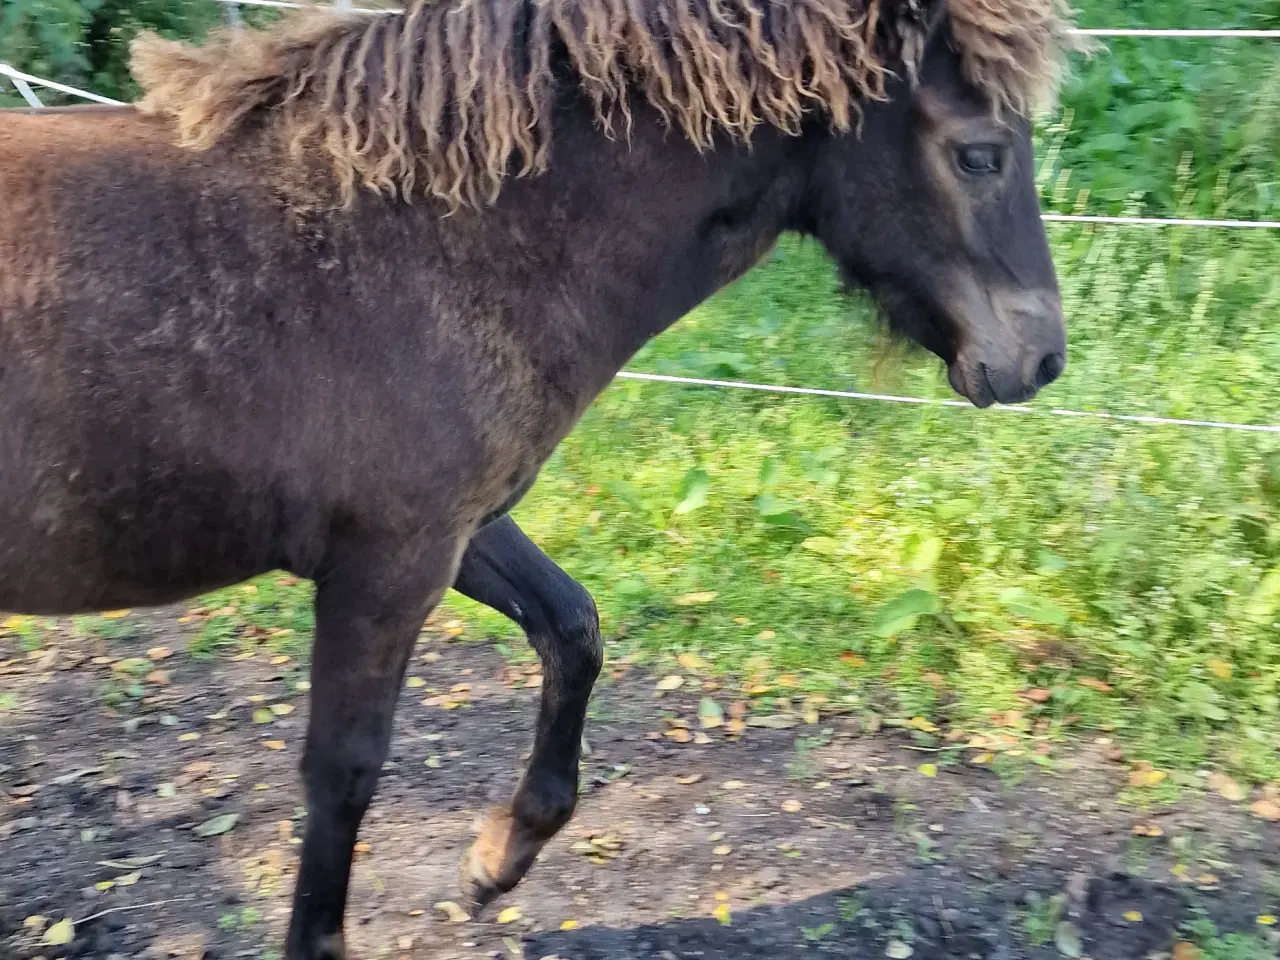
[458,806,539,914]
[458,852,505,916]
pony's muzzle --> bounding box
[949,289,1066,408]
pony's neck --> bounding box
[511,98,811,397]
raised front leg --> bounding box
[286,537,461,960]
[452,516,603,910]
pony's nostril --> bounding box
[1036,351,1066,387]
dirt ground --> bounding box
[2,613,1278,960]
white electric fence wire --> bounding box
[614,372,1280,434]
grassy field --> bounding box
[4,3,1280,784]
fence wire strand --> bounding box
[614,373,1280,434]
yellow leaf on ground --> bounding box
[1123,911,1143,922]
[757,630,776,640]
[712,845,732,856]
[147,647,173,660]
[145,670,171,686]
[296,681,311,691]
[678,653,707,671]
[178,733,200,743]
[264,740,286,751]
[664,728,692,743]
[781,799,803,813]
[102,610,131,620]
[971,753,994,765]
[674,592,717,606]
[1132,823,1164,837]
[405,677,426,689]
[496,906,522,924]
[918,763,938,778]
[560,920,579,930]
[435,901,470,924]
[1258,915,1277,926]
[1208,773,1245,802]
[43,919,74,946]
[656,675,685,691]
[1207,659,1233,681]
[1172,943,1201,960]
[712,903,731,926]
[675,774,704,785]
[1250,800,1280,821]
[270,703,294,716]
[1129,768,1167,789]
[270,655,291,665]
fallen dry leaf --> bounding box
[664,728,692,744]
[1123,910,1143,922]
[674,592,717,606]
[712,845,732,856]
[1132,823,1164,838]
[1207,658,1233,681]
[1251,800,1280,822]
[270,703,294,716]
[712,903,731,926]
[42,918,74,947]
[193,813,239,838]
[496,906,522,924]
[559,920,579,931]
[264,740,287,751]
[270,655,291,666]
[839,651,865,667]
[723,780,746,790]
[1128,768,1167,789]
[1172,942,1201,960]
[178,733,200,743]
[781,799,803,813]
[678,653,707,671]
[675,774,704,785]
[918,763,938,778]
[181,761,214,780]
[1078,677,1113,693]
[147,646,173,661]
[435,901,470,924]
[655,675,685,692]
[1208,772,1245,802]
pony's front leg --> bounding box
[285,535,461,960]
[451,516,603,910]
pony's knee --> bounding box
[302,743,383,816]
[545,582,602,688]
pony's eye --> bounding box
[956,144,1003,175]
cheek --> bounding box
[919,144,977,249]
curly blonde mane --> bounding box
[131,0,1078,209]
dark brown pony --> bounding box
[0,0,1076,955]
